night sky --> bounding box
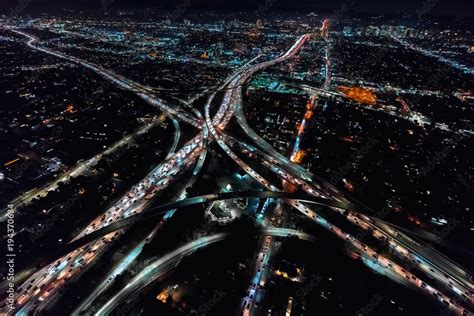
[2,0,474,17]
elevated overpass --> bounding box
[44,191,351,264]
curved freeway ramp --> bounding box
[95,228,315,315]
[43,191,352,265]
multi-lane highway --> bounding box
[2,21,473,316]
[0,115,170,223]
[3,30,206,314]
[202,22,472,314]
[222,91,473,312]
[96,228,315,315]
[239,103,474,302]
[1,25,285,315]
[71,100,207,315]
[216,133,472,315]
[10,29,201,129]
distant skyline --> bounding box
[2,0,474,17]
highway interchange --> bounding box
[1,20,473,316]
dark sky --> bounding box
[3,0,474,17]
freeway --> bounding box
[208,25,473,312]
[166,119,181,160]
[8,130,203,313]
[10,29,200,129]
[3,30,204,314]
[4,178,469,316]
[70,224,161,316]
[213,135,470,314]
[27,191,343,264]
[3,21,471,315]
[70,116,183,315]
[202,29,472,310]
[72,130,207,316]
[222,127,473,312]
[71,104,203,315]
[379,219,474,260]
[0,115,176,294]
[198,23,472,312]
[8,135,205,315]
[2,28,305,315]
[243,33,329,306]
[0,115,167,223]
[76,20,474,313]
[71,98,208,315]
[232,78,347,203]
[95,233,229,315]
[96,228,315,315]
